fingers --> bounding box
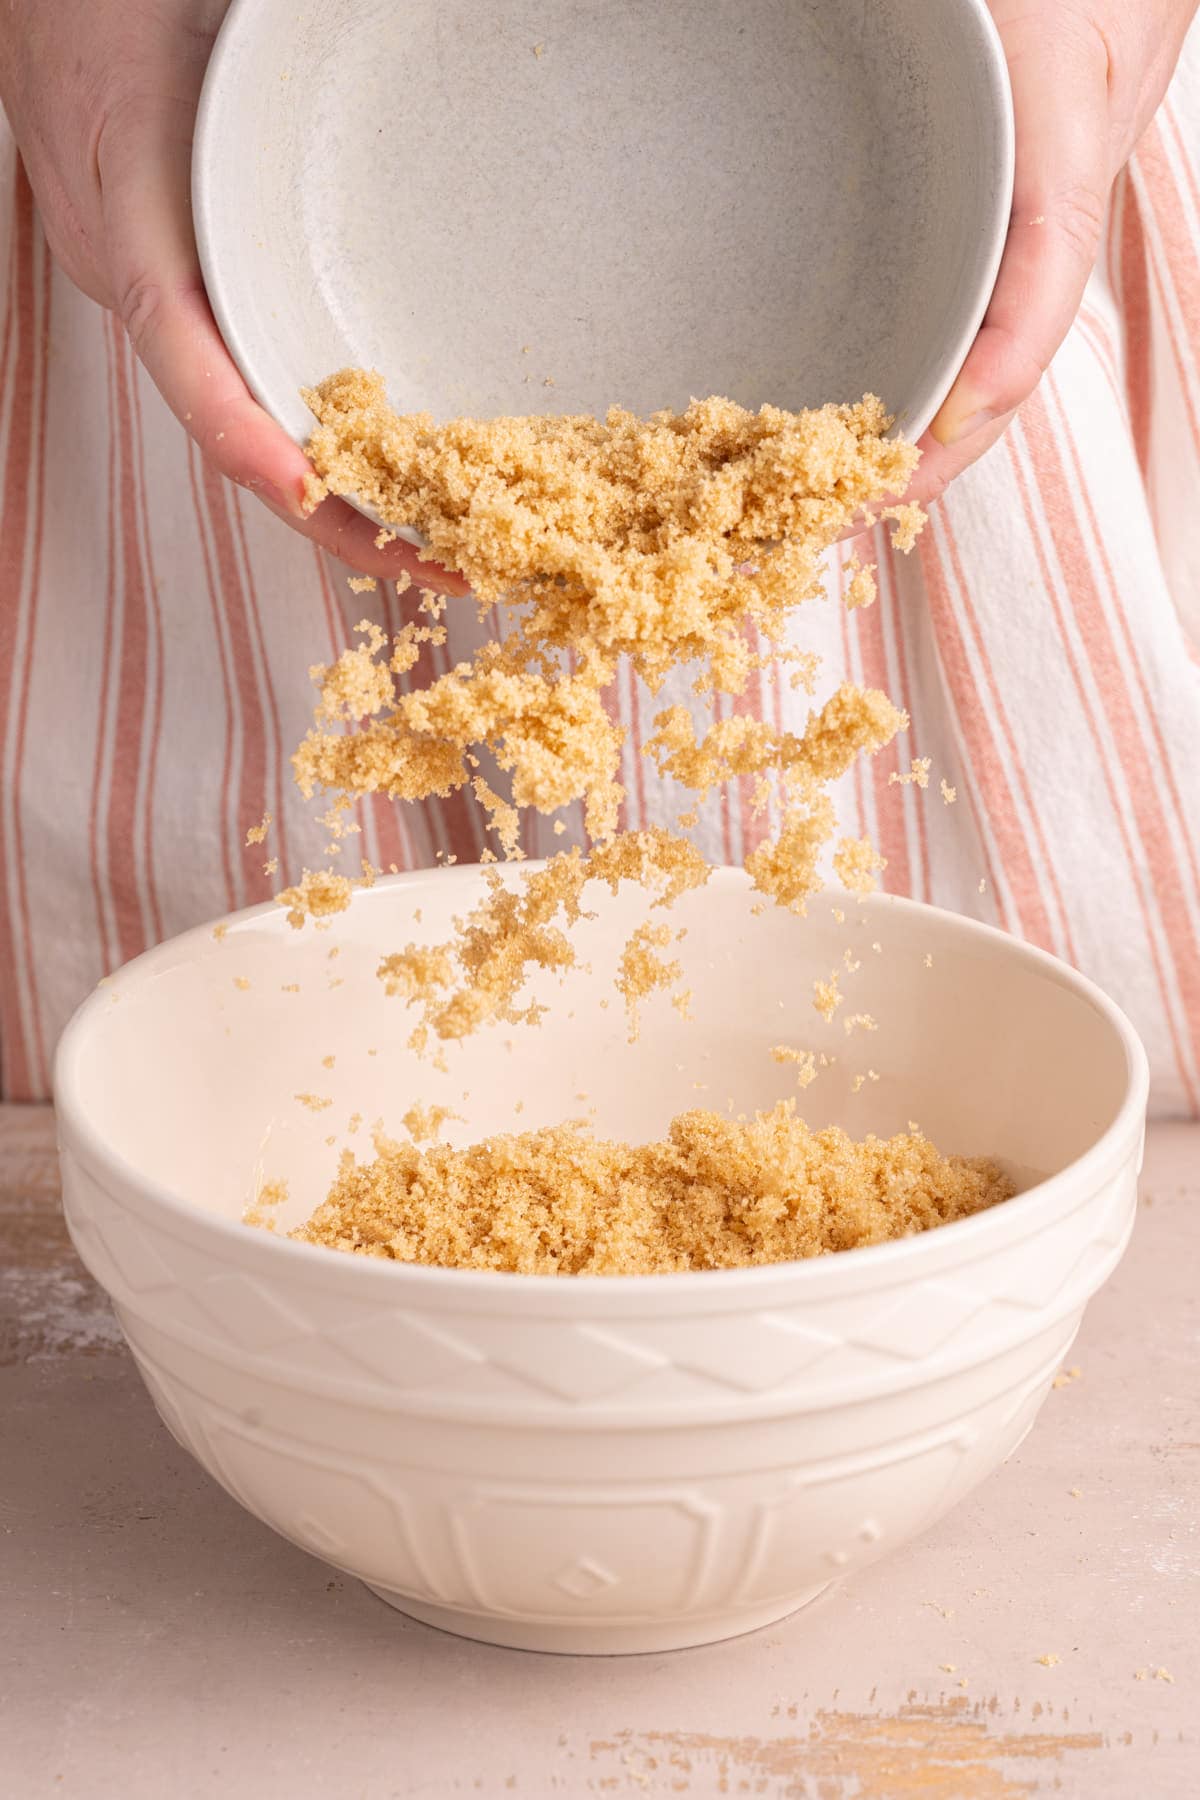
[903,413,1019,508]
[260,491,472,592]
[930,9,1112,452]
[95,93,467,591]
[836,413,1017,545]
[98,95,314,506]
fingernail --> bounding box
[246,474,308,519]
[930,393,995,448]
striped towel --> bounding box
[1,34,1198,1110]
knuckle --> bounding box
[93,90,152,186]
[974,323,1044,413]
[96,84,161,146]
[116,272,164,355]
[1053,182,1107,266]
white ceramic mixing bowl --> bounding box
[194,0,1014,546]
[56,871,1145,1654]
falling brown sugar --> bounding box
[260,376,1015,1276]
[298,374,921,1037]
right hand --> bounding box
[0,0,467,590]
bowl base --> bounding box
[362,1583,831,1656]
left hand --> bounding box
[906,0,1198,509]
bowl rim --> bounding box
[191,0,1015,463]
[54,869,1150,1300]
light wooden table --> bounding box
[2,1105,1195,1798]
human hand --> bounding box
[0,0,466,590]
[906,0,1198,509]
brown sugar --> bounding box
[400,1101,461,1144]
[832,835,887,896]
[813,971,842,1022]
[243,1176,288,1233]
[297,374,922,1037]
[262,375,1014,1279]
[879,502,924,552]
[615,921,683,1039]
[276,868,356,930]
[771,1044,818,1088]
[291,1107,1011,1275]
[889,757,931,788]
[376,829,710,1042]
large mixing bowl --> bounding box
[55,870,1146,1653]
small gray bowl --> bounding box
[194,0,1013,522]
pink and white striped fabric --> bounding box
[2,40,1199,1112]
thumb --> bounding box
[930,11,1111,448]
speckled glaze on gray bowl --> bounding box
[194,0,1013,541]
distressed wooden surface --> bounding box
[2,1105,1195,1798]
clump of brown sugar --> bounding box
[377,829,710,1042]
[833,835,887,896]
[276,868,356,930]
[296,373,922,1038]
[813,970,843,1021]
[291,1106,1011,1275]
[303,372,918,688]
[771,1044,819,1088]
[400,1101,461,1144]
[244,1176,288,1233]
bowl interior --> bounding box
[195,0,1011,452]
[61,872,1131,1239]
